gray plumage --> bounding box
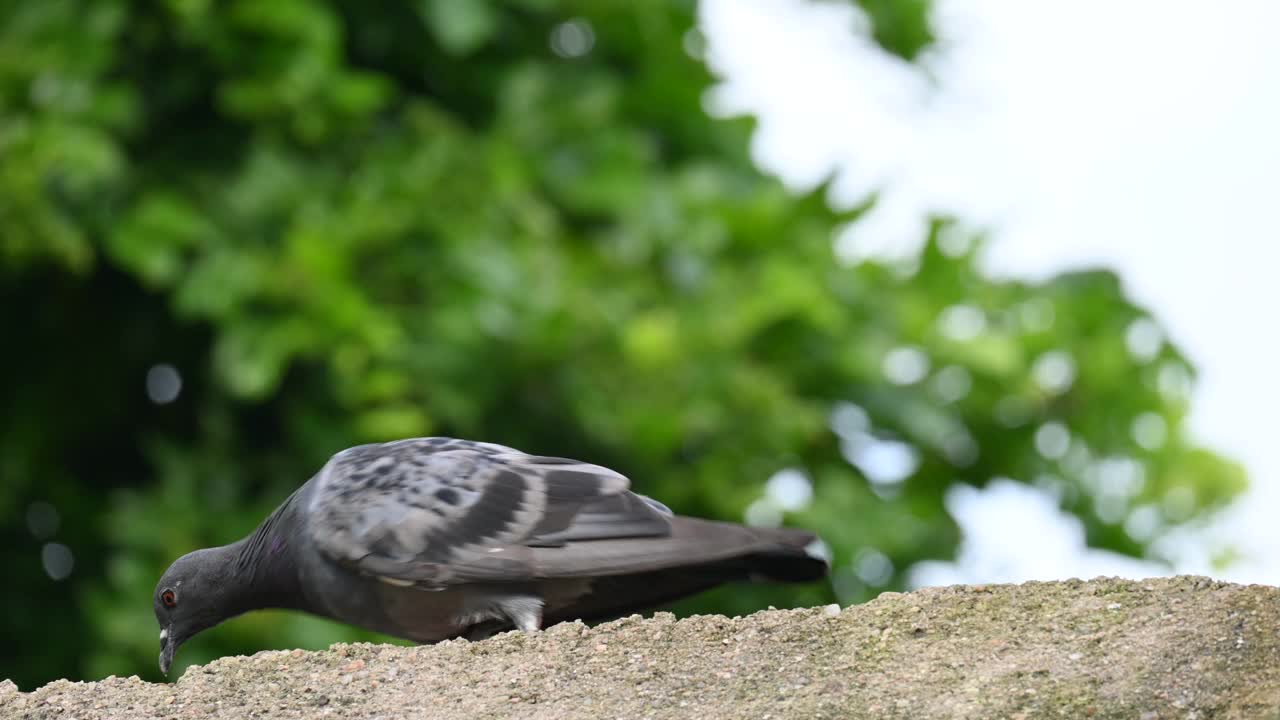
[154,437,829,673]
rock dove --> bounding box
[154,437,829,673]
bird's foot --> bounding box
[501,595,544,633]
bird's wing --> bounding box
[306,437,670,587]
[526,516,821,579]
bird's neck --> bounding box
[224,489,309,614]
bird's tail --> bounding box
[733,525,830,583]
[539,524,827,628]
[529,514,830,628]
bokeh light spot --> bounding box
[765,468,813,511]
[41,543,74,581]
[1157,362,1192,401]
[744,497,783,528]
[146,363,183,404]
[853,548,894,586]
[941,429,979,467]
[931,365,972,404]
[936,224,974,258]
[937,304,986,341]
[1034,421,1070,460]
[1131,412,1168,451]
[1125,318,1163,362]
[1124,505,1161,542]
[829,401,870,437]
[1093,493,1127,525]
[848,438,919,486]
[882,346,930,385]
[1097,457,1145,497]
[1032,351,1075,394]
[550,18,595,58]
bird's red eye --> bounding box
[161,590,177,608]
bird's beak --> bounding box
[159,626,175,676]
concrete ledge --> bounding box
[4,576,1279,719]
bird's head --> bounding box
[154,548,237,675]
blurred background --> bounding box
[1,0,1273,688]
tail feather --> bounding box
[719,525,830,583]
[540,541,827,627]
[527,518,829,630]
[528,515,830,581]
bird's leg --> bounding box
[500,595,544,633]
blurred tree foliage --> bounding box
[0,0,1245,688]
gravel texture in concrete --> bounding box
[3,576,1278,719]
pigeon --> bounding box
[154,437,829,673]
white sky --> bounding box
[703,0,1280,585]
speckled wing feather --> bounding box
[306,437,655,587]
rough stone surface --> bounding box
[4,576,1279,719]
